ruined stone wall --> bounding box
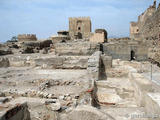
[127,64,160,118]
[87,51,102,81]
[69,17,91,40]
[139,8,159,41]
[101,55,112,70]
[138,6,156,30]
[108,37,130,43]
[130,22,139,39]
[87,51,102,106]
[0,44,12,56]
[3,55,89,69]
[140,8,160,63]
[50,35,70,43]
[130,1,160,63]
[55,42,100,56]
[0,58,9,67]
[103,40,148,61]
[34,56,89,69]
[0,103,31,120]
[130,1,156,40]
[129,72,153,107]
[89,33,105,43]
[18,34,37,42]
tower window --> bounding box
[78,27,81,30]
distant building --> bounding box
[90,29,108,43]
[17,34,37,42]
[69,17,91,40]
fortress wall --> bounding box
[140,7,160,63]
[18,34,37,42]
[103,42,148,61]
[130,1,160,63]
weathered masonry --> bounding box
[69,17,91,40]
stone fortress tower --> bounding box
[69,17,92,40]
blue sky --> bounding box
[0,0,158,42]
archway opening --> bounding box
[77,32,82,39]
[131,50,135,61]
[78,27,81,30]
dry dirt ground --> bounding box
[1,59,159,120]
[0,67,90,97]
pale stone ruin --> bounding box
[1,1,160,120]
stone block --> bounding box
[90,33,105,43]
[101,55,112,70]
[129,72,153,107]
[61,105,113,120]
[145,93,160,120]
[0,58,9,68]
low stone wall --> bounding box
[50,35,70,43]
[86,52,112,107]
[87,51,102,106]
[7,55,35,67]
[19,40,53,54]
[0,44,12,56]
[148,48,160,66]
[129,72,153,107]
[0,103,31,120]
[101,55,112,70]
[55,42,100,56]
[145,93,160,120]
[3,55,89,69]
[103,42,148,61]
[87,51,102,81]
[0,58,9,68]
[61,105,111,120]
[128,65,160,118]
[34,56,89,69]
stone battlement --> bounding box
[18,34,37,42]
[69,17,91,21]
[130,22,138,26]
[69,17,91,40]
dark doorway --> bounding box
[131,50,135,61]
[78,27,81,30]
[100,44,104,54]
[77,32,82,39]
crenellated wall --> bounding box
[130,0,157,40]
[18,34,37,42]
[130,0,160,63]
